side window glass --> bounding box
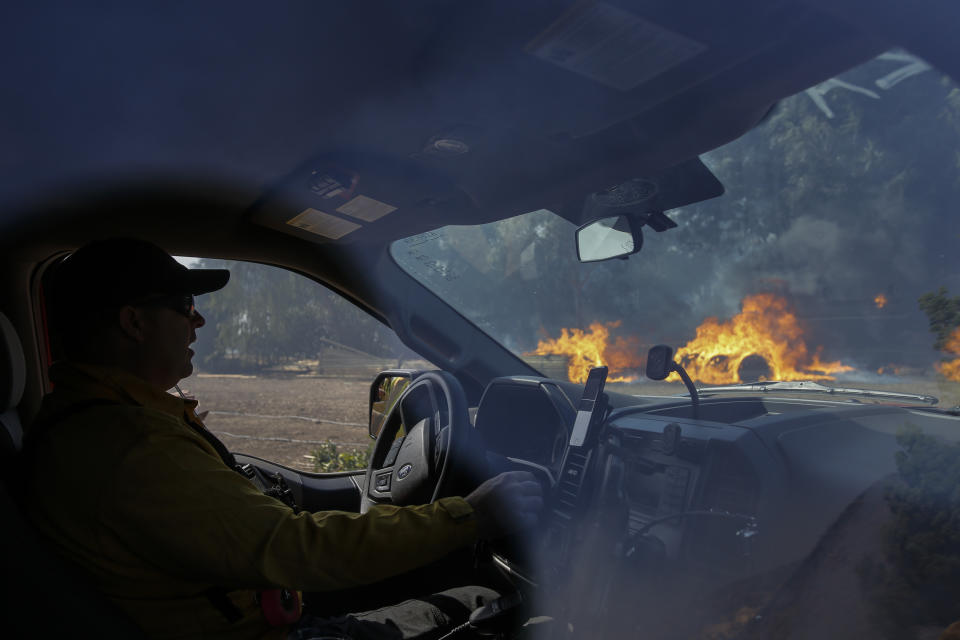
[177,259,423,473]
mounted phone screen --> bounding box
[568,366,608,447]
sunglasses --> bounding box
[133,294,199,320]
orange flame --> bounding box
[877,364,908,376]
[936,327,960,381]
[668,293,853,384]
[874,293,888,309]
[526,321,641,383]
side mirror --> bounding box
[369,371,413,439]
[576,215,644,263]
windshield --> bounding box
[391,52,960,406]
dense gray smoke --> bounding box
[403,52,960,377]
[657,58,959,372]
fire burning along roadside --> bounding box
[527,293,853,385]
[525,321,642,384]
[667,294,852,384]
[936,327,960,382]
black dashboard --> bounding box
[472,375,935,589]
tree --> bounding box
[192,259,411,372]
[919,287,960,351]
[872,426,960,627]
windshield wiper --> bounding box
[687,380,938,406]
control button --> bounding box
[384,438,404,467]
[375,472,391,492]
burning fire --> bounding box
[936,327,960,381]
[668,293,853,384]
[877,365,907,376]
[527,294,852,386]
[874,293,888,309]
[526,321,641,383]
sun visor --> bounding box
[249,150,724,247]
[246,152,478,246]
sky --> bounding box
[175,256,200,268]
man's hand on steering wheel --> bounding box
[465,470,543,539]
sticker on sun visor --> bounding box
[335,195,397,222]
[527,2,706,91]
[286,208,360,240]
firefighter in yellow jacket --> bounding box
[26,238,543,640]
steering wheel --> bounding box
[361,371,486,512]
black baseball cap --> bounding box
[48,237,230,313]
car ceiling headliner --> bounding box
[0,0,956,255]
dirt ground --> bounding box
[180,372,374,471]
[181,371,960,473]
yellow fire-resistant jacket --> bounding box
[26,362,478,639]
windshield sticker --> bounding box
[527,2,706,91]
[400,231,442,247]
[286,208,360,240]
[402,249,460,282]
[396,233,461,283]
[335,194,397,222]
[803,51,933,118]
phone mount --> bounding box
[646,345,700,419]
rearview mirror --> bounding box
[576,215,644,263]
[369,371,413,439]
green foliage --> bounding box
[310,440,372,473]
[919,287,960,351]
[879,426,960,625]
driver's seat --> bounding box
[0,311,145,637]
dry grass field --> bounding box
[181,364,960,472]
[182,372,375,471]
